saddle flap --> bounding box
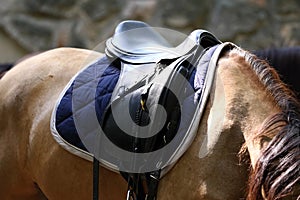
[110,62,157,102]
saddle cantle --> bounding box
[50,20,236,200]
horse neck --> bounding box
[216,50,281,166]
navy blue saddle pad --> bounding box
[50,44,221,166]
[52,54,200,152]
[54,56,121,151]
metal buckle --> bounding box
[126,189,136,200]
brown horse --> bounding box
[0,47,299,199]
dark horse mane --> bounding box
[0,63,14,79]
[239,48,300,199]
[254,47,300,100]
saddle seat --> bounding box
[105,20,221,64]
[106,20,172,55]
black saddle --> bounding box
[105,20,221,64]
[95,20,222,200]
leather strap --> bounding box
[147,170,161,199]
[93,157,100,200]
[122,170,161,200]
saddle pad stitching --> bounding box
[50,58,97,160]
[50,65,120,171]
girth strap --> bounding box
[123,170,161,200]
[93,158,160,200]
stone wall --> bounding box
[0,0,299,62]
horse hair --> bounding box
[234,47,300,200]
[0,63,14,79]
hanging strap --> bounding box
[93,157,100,200]
[147,170,160,200]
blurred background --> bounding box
[0,0,299,63]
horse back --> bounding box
[0,47,102,106]
[0,47,103,189]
